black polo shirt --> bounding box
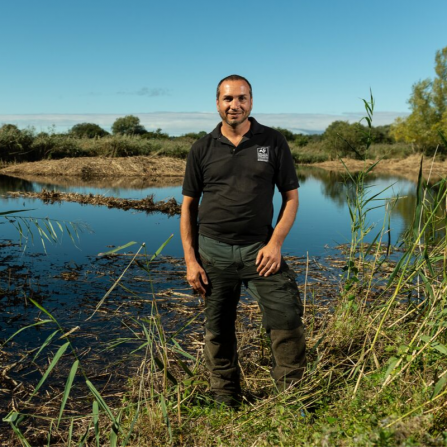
[182,117,299,245]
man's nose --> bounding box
[230,98,240,109]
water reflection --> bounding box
[0,174,37,194]
[1,167,445,257]
[297,166,446,246]
[0,173,183,198]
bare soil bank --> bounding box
[0,156,186,178]
[310,154,447,180]
[1,154,445,183]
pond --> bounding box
[0,165,422,416]
[0,167,417,261]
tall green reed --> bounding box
[334,94,447,412]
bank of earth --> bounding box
[1,154,446,181]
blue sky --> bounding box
[1,0,446,134]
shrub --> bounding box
[70,123,109,138]
[181,131,207,140]
[111,115,147,136]
[0,125,35,162]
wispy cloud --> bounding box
[116,87,170,97]
[0,111,409,135]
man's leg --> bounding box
[240,245,306,389]
[199,235,242,399]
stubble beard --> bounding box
[220,109,251,128]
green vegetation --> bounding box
[391,46,447,155]
[70,123,110,139]
[2,96,447,446]
[0,118,408,166]
[2,47,447,166]
[111,115,147,136]
[2,159,446,446]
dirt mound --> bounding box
[310,155,447,181]
[0,156,186,178]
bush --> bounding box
[141,128,170,139]
[289,141,329,163]
[44,135,83,159]
[0,125,35,162]
[322,121,367,159]
[181,131,207,140]
[111,115,147,136]
[368,143,413,160]
[70,123,109,138]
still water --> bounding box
[0,166,421,416]
[0,167,417,261]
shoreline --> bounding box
[1,154,446,182]
[310,154,447,180]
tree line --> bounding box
[1,46,446,164]
[0,115,398,164]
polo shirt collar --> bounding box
[211,117,264,139]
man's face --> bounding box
[216,80,253,128]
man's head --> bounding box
[216,75,252,100]
[216,75,253,128]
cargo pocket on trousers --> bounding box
[281,268,304,318]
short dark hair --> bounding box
[216,75,252,99]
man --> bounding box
[180,75,306,407]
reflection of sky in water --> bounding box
[0,170,418,260]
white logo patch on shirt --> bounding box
[257,146,270,162]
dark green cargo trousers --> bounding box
[198,235,306,396]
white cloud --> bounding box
[116,87,170,97]
[0,111,409,135]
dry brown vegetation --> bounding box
[1,154,445,184]
[310,154,447,181]
[5,190,181,215]
[0,156,186,178]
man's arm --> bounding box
[256,188,299,277]
[180,195,208,295]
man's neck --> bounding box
[221,119,251,146]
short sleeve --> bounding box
[274,136,299,192]
[182,146,203,197]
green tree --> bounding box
[371,125,394,144]
[272,126,296,142]
[0,124,35,161]
[391,46,447,153]
[322,120,366,159]
[294,133,310,147]
[111,115,147,136]
[70,123,109,138]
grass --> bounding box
[0,130,195,163]
[1,156,446,446]
[2,98,447,445]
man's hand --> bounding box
[256,242,282,277]
[186,259,208,296]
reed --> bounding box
[2,99,447,446]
